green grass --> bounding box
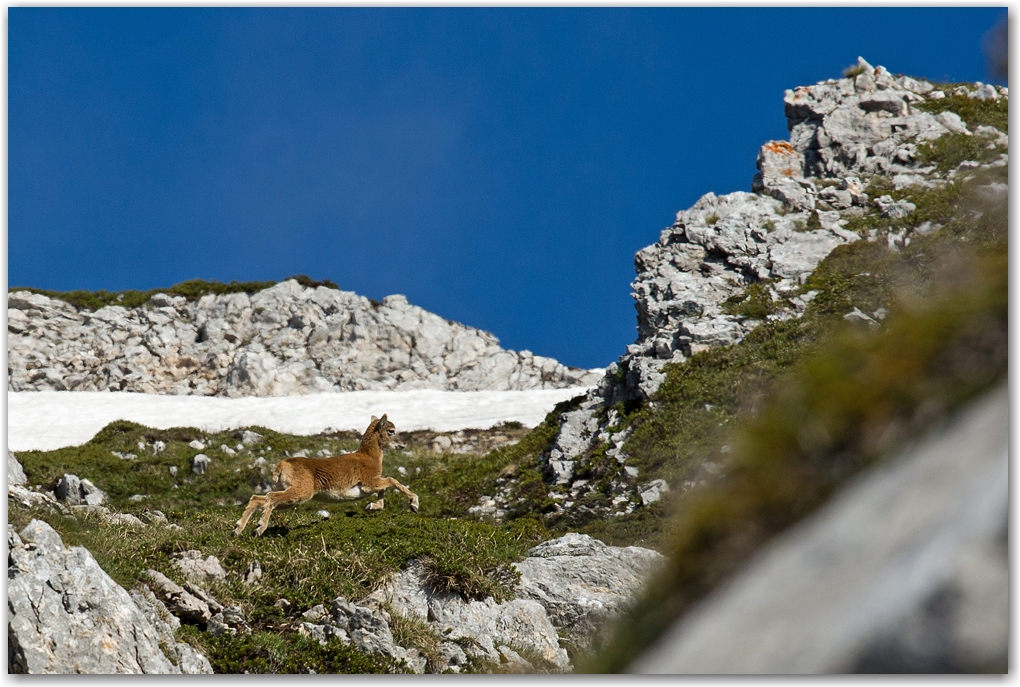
[180,626,400,674]
[8,275,340,312]
[842,64,867,79]
[915,90,1008,133]
[10,407,569,673]
[916,132,1007,173]
[721,281,783,320]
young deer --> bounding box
[233,414,419,537]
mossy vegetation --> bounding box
[842,64,867,79]
[721,281,783,320]
[8,275,340,312]
[915,90,1009,133]
[916,131,1006,173]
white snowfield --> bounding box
[6,387,596,452]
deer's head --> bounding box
[370,414,406,451]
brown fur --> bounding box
[233,414,419,536]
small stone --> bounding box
[640,479,670,506]
[189,440,205,450]
[241,431,263,446]
[317,510,330,519]
[169,466,178,478]
[302,604,329,623]
[191,454,211,475]
[243,560,262,585]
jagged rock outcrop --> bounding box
[628,384,1008,673]
[529,59,1008,525]
[8,281,601,396]
[364,533,663,671]
[8,519,212,674]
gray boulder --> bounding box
[54,474,105,506]
[172,550,228,583]
[129,586,214,673]
[629,384,1008,673]
[513,533,666,652]
[8,519,209,674]
[191,454,211,475]
[365,559,570,671]
[142,569,213,626]
[9,451,27,486]
[298,596,426,673]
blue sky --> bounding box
[8,7,1007,369]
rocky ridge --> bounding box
[8,281,601,396]
[509,58,1009,525]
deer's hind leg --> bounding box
[365,476,420,513]
[254,487,313,536]
[234,494,268,536]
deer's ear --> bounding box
[370,416,379,423]
[380,413,388,424]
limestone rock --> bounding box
[428,593,569,671]
[513,533,666,651]
[142,569,212,626]
[191,454,211,475]
[9,280,601,395]
[9,451,27,486]
[54,474,105,506]
[365,559,569,671]
[8,520,208,674]
[535,59,1006,524]
[129,586,214,673]
[298,596,426,673]
[629,385,1008,673]
[172,550,228,583]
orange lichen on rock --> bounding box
[763,141,796,155]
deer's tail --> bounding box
[271,459,289,486]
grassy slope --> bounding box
[9,412,570,673]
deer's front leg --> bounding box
[234,495,267,536]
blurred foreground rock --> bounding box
[628,384,1007,673]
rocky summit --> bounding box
[8,281,601,396]
[532,58,1008,523]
